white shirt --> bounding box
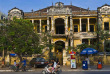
[53,62,57,68]
[14,62,16,66]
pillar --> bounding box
[88,18,90,32]
[70,16,73,34]
[71,38,73,50]
[88,39,90,45]
[39,19,42,33]
[47,17,49,31]
[65,16,68,35]
[51,17,54,34]
[65,41,68,50]
[79,18,82,32]
[98,17,103,30]
[32,19,34,24]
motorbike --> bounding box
[42,65,62,74]
[9,64,20,72]
[9,64,31,72]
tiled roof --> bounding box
[35,5,88,12]
[24,5,97,18]
[72,11,97,15]
[24,12,47,19]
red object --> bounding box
[70,51,76,54]
[71,55,75,59]
[97,64,102,69]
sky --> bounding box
[0,0,110,15]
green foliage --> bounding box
[0,18,41,57]
[77,43,98,52]
[96,24,110,52]
[41,32,54,51]
[104,40,110,52]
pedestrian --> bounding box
[86,56,90,68]
[22,58,26,71]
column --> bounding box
[98,16,103,30]
[32,19,34,23]
[71,38,73,50]
[47,17,49,31]
[70,16,73,34]
[51,16,54,34]
[65,16,68,35]
[39,19,42,33]
[88,39,90,45]
[65,41,68,50]
[88,18,90,32]
[79,18,82,32]
[47,17,49,43]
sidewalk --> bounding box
[62,65,110,71]
[0,65,110,72]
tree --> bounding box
[97,24,110,52]
[40,32,54,60]
[0,18,40,62]
[0,23,9,59]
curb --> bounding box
[0,69,110,72]
[62,69,110,72]
[0,70,34,72]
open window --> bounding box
[82,39,88,44]
[90,25,94,32]
[74,25,78,32]
[82,24,86,32]
[104,22,109,30]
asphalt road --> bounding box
[0,71,110,74]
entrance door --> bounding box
[55,41,65,65]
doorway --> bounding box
[55,41,65,65]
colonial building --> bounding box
[0,12,6,20]
[8,2,110,65]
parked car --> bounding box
[30,58,48,68]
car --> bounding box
[29,57,48,68]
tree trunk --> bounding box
[17,53,22,63]
[2,49,5,66]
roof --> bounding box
[35,5,88,12]
[24,12,47,19]
[8,7,23,13]
[24,5,97,18]
[97,4,110,9]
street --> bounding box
[1,71,110,74]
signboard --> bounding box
[70,53,76,69]
[71,59,76,68]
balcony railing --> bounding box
[73,32,97,38]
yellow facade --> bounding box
[7,2,110,65]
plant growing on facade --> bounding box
[96,24,110,52]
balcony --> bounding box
[52,34,67,37]
[73,32,97,39]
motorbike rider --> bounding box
[47,62,53,73]
[22,58,26,71]
[14,60,16,66]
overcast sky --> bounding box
[0,0,110,14]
